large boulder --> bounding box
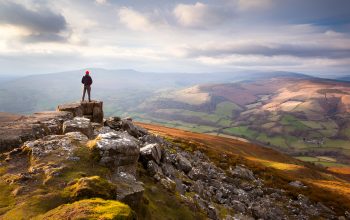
[0,111,73,152]
[63,117,94,139]
[93,131,140,176]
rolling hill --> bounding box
[134,76,350,166]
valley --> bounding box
[134,76,350,167]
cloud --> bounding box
[237,0,272,11]
[185,40,350,59]
[0,1,68,42]
[95,0,107,5]
[118,7,154,31]
[173,2,231,28]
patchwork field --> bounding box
[136,76,350,166]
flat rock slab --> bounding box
[0,111,73,152]
[57,101,103,123]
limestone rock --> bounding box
[175,154,192,173]
[94,131,140,176]
[57,101,104,123]
[0,111,73,152]
[114,174,144,210]
[63,117,94,139]
[146,160,163,177]
[121,119,148,138]
[160,177,176,192]
[230,165,255,181]
[104,116,122,130]
[57,103,83,117]
[140,143,162,164]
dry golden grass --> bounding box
[246,157,303,171]
[328,167,350,175]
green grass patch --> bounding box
[256,133,287,148]
[215,101,242,117]
[280,115,309,131]
[223,126,258,139]
[0,181,15,215]
[300,120,323,129]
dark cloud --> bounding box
[0,1,67,42]
[187,43,350,59]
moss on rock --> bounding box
[64,176,117,201]
[2,193,67,220]
[35,198,136,220]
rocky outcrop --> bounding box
[0,111,73,152]
[57,101,103,123]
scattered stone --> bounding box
[207,205,219,220]
[121,119,148,138]
[230,165,255,181]
[175,154,192,173]
[289,180,307,189]
[160,177,176,192]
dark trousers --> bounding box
[82,85,91,102]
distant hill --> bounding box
[337,76,350,82]
[0,69,309,114]
[135,76,350,166]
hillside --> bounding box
[0,102,349,219]
[136,122,350,215]
[135,77,350,167]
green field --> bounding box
[223,126,258,139]
[214,101,242,117]
[295,156,348,167]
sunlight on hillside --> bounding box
[308,180,350,198]
[328,167,350,175]
[246,157,303,171]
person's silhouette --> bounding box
[81,70,93,102]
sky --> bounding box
[0,0,349,76]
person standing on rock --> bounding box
[81,70,93,102]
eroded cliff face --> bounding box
[0,102,347,219]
